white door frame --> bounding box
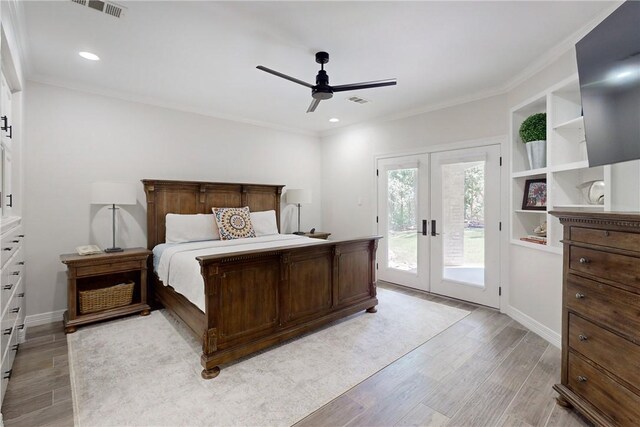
[374,136,507,310]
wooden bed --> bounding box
[142,179,380,379]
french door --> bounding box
[377,144,501,308]
[377,155,429,291]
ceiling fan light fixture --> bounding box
[79,51,100,61]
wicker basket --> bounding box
[79,281,134,314]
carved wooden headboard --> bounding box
[142,179,284,249]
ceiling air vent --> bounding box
[347,96,370,104]
[70,0,126,18]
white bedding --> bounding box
[155,234,324,312]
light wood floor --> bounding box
[1,282,591,426]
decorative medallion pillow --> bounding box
[212,206,256,240]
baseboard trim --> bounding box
[25,309,65,328]
[505,305,561,348]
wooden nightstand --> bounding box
[302,231,331,240]
[60,248,151,334]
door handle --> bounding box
[422,220,427,236]
[431,220,440,236]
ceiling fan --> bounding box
[257,51,397,113]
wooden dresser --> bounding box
[550,211,640,426]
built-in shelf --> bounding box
[550,161,589,173]
[512,168,548,179]
[510,74,608,252]
[554,116,584,131]
[552,204,605,209]
[511,239,563,254]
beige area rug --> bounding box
[68,288,469,426]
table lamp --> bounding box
[286,189,311,235]
[91,182,136,252]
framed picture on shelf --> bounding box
[522,178,547,210]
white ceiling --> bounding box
[21,1,615,134]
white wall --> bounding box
[321,94,508,239]
[24,81,322,319]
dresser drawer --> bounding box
[0,324,18,402]
[571,226,640,252]
[570,246,640,289]
[566,275,640,342]
[568,352,640,426]
[0,227,23,269]
[569,313,640,388]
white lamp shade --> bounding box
[286,189,311,204]
[91,182,137,205]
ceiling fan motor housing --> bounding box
[313,69,333,99]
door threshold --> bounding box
[378,280,498,311]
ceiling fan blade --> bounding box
[306,98,321,113]
[256,66,314,89]
[331,79,397,93]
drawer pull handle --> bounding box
[3,370,12,380]
[17,324,24,330]
[10,307,20,314]
[3,284,13,291]
[3,327,12,335]
[578,334,588,341]
[575,292,585,299]
[604,231,610,237]
[577,376,588,383]
[17,261,25,265]
[11,344,18,352]
[10,271,20,275]
[11,240,19,243]
[17,235,24,238]
[579,257,590,264]
[3,247,12,251]
[17,293,24,297]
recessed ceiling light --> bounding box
[79,51,100,61]
[329,118,340,123]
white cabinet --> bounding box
[510,74,611,252]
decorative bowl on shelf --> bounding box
[577,180,605,205]
[533,222,547,237]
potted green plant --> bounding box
[519,112,547,169]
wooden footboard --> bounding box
[196,237,379,379]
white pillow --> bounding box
[250,210,279,236]
[165,213,220,243]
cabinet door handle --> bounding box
[11,344,18,352]
[17,324,24,330]
[575,292,585,299]
[578,334,588,341]
[10,307,20,314]
[0,115,7,131]
[3,284,13,290]
[17,293,24,298]
[17,261,25,265]
[579,257,590,264]
[3,370,12,380]
[10,271,20,275]
[577,376,588,383]
[6,194,12,207]
[7,125,12,139]
[3,327,13,335]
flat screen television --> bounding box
[576,0,640,167]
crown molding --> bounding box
[28,75,319,138]
[502,1,623,92]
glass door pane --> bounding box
[441,161,485,287]
[387,168,418,272]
